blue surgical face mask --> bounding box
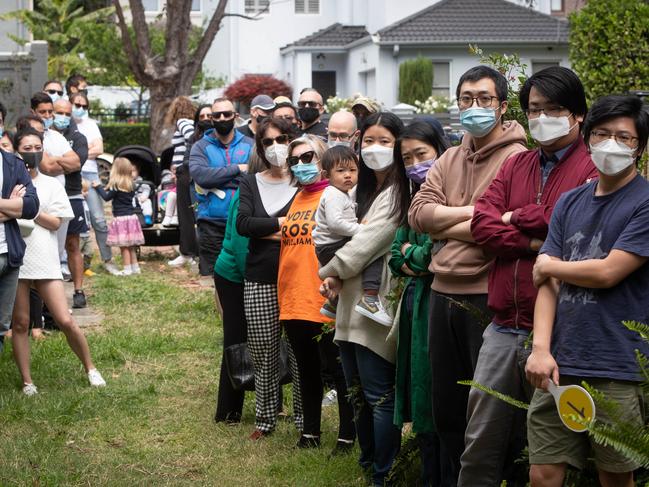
[405,158,435,184]
[53,114,71,130]
[48,92,60,103]
[460,107,500,138]
[43,117,54,130]
[72,106,87,119]
[290,162,320,185]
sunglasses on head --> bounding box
[287,151,315,165]
[261,134,290,147]
[297,101,321,108]
[211,111,234,120]
[46,89,64,96]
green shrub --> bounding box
[569,0,649,102]
[399,56,433,106]
[100,123,150,154]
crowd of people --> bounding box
[0,64,648,487]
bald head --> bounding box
[54,99,72,112]
[327,110,359,146]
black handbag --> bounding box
[224,338,292,391]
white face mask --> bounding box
[327,139,351,149]
[264,143,289,167]
[528,114,575,145]
[361,144,394,170]
[589,138,636,176]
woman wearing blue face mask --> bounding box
[278,135,356,452]
[390,120,451,486]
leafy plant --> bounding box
[398,57,433,106]
[324,95,354,114]
[569,0,649,102]
[101,122,150,153]
[224,74,292,109]
[413,95,453,114]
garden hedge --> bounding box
[398,57,433,106]
[100,123,151,154]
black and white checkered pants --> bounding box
[244,280,303,433]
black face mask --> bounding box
[20,151,43,169]
[212,119,235,136]
[197,120,212,132]
[256,114,268,125]
[298,107,320,125]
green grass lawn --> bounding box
[0,257,365,486]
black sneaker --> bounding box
[72,290,87,309]
[330,439,354,456]
[296,434,321,449]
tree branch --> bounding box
[179,0,228,90]
[112,0,151,84]
[164,0,192,75]
[128,0,155,76]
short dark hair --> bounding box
[14,127,44,149]
[321,145,358,173]
[519,66,587,118]
[69,92,89,106]
[583,95,649,162]
[456,65,508,103]
[16,114,44,131]
[31,92,53,110]
[0,101,6,122]
[65,73,87,94]
[43,79,63,90]
[255,116,294,168]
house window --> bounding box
[191,0,201,12]
[432,62,450,97]
[551,0,564,11]
[142,0,159,12]
[532,61,560,74]
[245,0,270,15]
[295,0,319,14]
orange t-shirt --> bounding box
[278,187,327,323]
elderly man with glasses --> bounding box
[189,97,254,276]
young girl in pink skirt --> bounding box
[92,157,144,276]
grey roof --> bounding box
[282,23,369,50]
[377,0,569,45]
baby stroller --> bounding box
[110,145,180,247]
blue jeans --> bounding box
[81,171,112,262]
[0,253,20,353]
[338,341,401,486]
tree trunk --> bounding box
[149,81,185,154]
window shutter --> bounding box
[307,0,319,13]
[295,0,305,13]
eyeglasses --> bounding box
[211,111,234,120]
[73,103,88,109]
[287,151,315,165]
[457,95,500,110]
[525,106,567,119]
[589,129,639,148]
[46,89,64,96]
[297,101,321,109]
[261,134,290,147]
[328,132,352,141]
[276,114,296,121]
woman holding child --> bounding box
[319,112,409,487]
[278,135,355,452]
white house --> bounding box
[196,0,573,107]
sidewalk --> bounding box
[64,280,103,328]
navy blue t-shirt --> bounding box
[541,174,649,382]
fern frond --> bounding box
[622,320,649,342]
[458,380,529,410]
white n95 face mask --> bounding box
[361,144,394,170]
[590,138,636,176]
[528,114,573,145]
[265,143,289,167]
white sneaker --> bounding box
[168,215,178,226]
[87,369,106,387]
[131,266,141,274]
[162,215,172,227]
[354,296,393,327]
[120,268,133,276]
[22,383,38,396]
[322,389,337,407]
[167,254,192,267]
[103,262,121,276]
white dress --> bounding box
[18,173,73,280]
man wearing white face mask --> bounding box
[526,95,649,487]
[327,111,359,150]
[465,67,598,486]
[409,65,527,485]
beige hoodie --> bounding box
[408,120,527,294]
